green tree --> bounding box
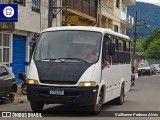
[136,39,145,52]
[145,38,160,59]
[144,28,160,50]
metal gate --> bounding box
[12,35,26,84]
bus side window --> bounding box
[115,38,119,50]
[126,41,130,52]
[102,35,110,64]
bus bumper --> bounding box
[27,85,98,106]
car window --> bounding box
[138,63,149,68]
[0,67,9,77]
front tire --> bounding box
[30,101,44,112]
[21,88,27,95]
[138,73,141,76]
[86,91,103,115]
[9,92,15,102]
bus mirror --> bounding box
[104,35,111,41]
[108,43,115,56]
[29,33,39,47]
[29,33,39,55]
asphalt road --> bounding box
[0,74,160,120]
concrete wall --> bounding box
[15,0,61,33]
[13,0,62,76]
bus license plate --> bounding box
[49,89,64,95]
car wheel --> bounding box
[138,73,141,76]
[30,101,44,112]
[9,92,15,102]
[21,88,27,95]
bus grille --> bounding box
[40,80,77,85]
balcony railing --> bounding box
[101,3,113,19]
[63,0,96,18]
[127,15,134,25]
[122,0,136,6]
[121,11,134,25]
[0,22,15,31]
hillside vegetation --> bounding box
[127,2,160,38]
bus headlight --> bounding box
[78,81,96,87]
[27,79,38,85]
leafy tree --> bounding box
[144,28,160,50]
[145,38,160,59]
[136,39,145,52]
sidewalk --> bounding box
[14,85,28,103]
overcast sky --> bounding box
[136,0,160,4]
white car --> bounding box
[150,64,160,74]
[137,63,152,76]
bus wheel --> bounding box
[88,91,103,115]
[114,86,124,105]
[30,101,44,112]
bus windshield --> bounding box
[34,30,102,63]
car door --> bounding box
[0,67,6,96]
[0,73,5,96]
[0,66,12,96]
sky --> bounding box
[136,0,160,4]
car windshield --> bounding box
[138,63,149,68]
[34,30,102,63]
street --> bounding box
[1,0,160,120]
[0,74,160,120]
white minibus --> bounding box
[27,26,132,114]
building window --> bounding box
[13,0,26,6]
[118,40,123,51]
[114,25,119,32]
[0,33,10,66]
[116,0,120,8]
[32,0,41,12]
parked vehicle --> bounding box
[137,63,152,76]
[18,73,27,95]
[0,65,17,101]
[27,26,133,114]
[150,64,160,74]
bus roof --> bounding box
[42,26,131,40]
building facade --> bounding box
[0,0,61,83]
[99,0,135,34]
[62,0,98,26]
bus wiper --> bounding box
[36,58,88,63]
[36,58,64,62]
[58,58,88,63]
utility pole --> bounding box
[132,11,138,67]
[48,0,68,27]
[132,11,149,74]
[98,0,102,27]
[132,11,149,73]
[48,0,53,28]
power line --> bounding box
[99,2,123,24]
[98,1,134,34]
